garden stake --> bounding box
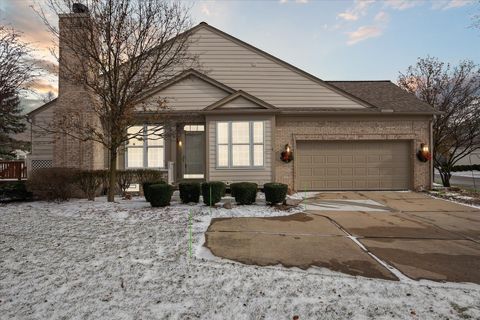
[189,209,192,258]
[304,184,307,211]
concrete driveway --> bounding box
[205,191,480,284]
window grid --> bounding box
[216,121,265,169]
[126,124,165,169]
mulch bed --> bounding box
[428,187,480,208]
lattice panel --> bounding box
[31,160,53,172]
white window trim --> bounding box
[216,121,265,169]
[125,124,165,169]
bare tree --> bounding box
[0,25,35,159]
[398,56,480,187]
[35,0,196,201]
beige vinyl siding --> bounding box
[141,75,229,110]
[207,115,273,185]
[189,27,366,109]
[30,104,55,159]
[217,96,263,109]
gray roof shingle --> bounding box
[327,81,435,113]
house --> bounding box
[27,10,435,191]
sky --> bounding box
[1,0,478,113]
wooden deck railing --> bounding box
[0,160,27,180]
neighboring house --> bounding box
[27,11,435,191]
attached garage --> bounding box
[295,140,412,191]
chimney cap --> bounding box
[72,3,89,13]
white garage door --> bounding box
[295,140,411,191]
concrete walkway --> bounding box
[205,191,480,284]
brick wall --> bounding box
[274,115,432,191]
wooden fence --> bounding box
[0,161,27,180]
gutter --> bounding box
[137,109,437,116]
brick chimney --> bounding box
[53,4,104,170]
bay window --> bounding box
[216,121,264,168]
[126,125,164,168]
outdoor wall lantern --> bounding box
[178,139,182,147]
[417,143,431,162]
[280,143,294,163]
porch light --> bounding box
[178,140,182,147]
[421,143,429,153]
[417,143,431,162]
[281,143,293,163]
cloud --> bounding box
[374,11,389,23]
[200,4,211,16]
[337,0,375,21]
[342,7,389,45]
[29,58,59,76]
[338,12,359,21]
[192,0,232,28]
[384,0,421,10]
[279,0,309,4]
[441,0,473,10]
[347,26,383,45]
[25,79,58,96]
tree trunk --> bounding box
[107,148,117,202]
[439,169,451,187]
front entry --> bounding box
[183,125,205,179]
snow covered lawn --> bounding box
[1,196,480,319]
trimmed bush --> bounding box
[230,182,258,205]
[149,184,174,207]
[452,164,480,172]
[27,167,79,201]
[263,182,288,205]
[143,180,166,202]
[116,170,135,194]
[179,182,201,204]
[75,170,103,201]
[0,181,32,203]
[134,169,165,185]
[201,181,226,206]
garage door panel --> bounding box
[326,168,339,176]
[313,168,325,176]
[326,155,338,163]
[298,168,312,177]
[311,181,325,189]
[354,155,367,163]
[355,167,367,175]
[313,156,326,163]
[341,155,354,163]
[296,140,411,190]
[341,168,353,176]
[298,156,312,164]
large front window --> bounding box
[126,125,164,168]
[216,121,264,168]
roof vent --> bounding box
[72,3,89,13]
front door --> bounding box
[184,125,205,179]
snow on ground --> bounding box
[1,195,480,319]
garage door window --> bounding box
[216,121,264,168]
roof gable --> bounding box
[204,90,278,111]
[27,98,58,117]
[136,69,235,111]
[190,23,376,110]
[138,69,235,102]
